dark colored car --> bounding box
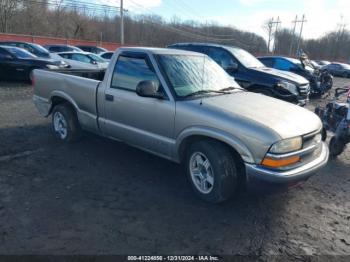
[75,45,108,54]
[44,44,83,53]
[258,56,332,95]
[0,46,68,82]
[99,51,114,60]
[0,41,50,58]
[315,60,330,66]
[323,63,350,78]
[168,43,310,105]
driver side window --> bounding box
[274,59,293,70]
[71,54,91,63]
[0,49,11,59]
[111,55,160,92]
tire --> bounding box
[314,107,321,116]
[321,74,333,90]
[329,136,345,158]
[321,127,327,142]
[52,103,82,143]
[185,140,238,203]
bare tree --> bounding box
[262,18,274,53]
[0,0,18,33]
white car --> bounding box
[50,52,109,70]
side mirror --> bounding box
[91,60,97,65]
[4,54,13,59]
[224,63,238,72]
[136,80,164,99]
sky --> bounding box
[99,0,349,41]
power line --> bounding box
[24,0,121,13]
[127,0,251,46]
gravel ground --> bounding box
[0,79,349,259]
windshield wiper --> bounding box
[183,89,231,98]
[219,86,243,92]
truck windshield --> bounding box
[227,47,264,68]
[157,54,241,98]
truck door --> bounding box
[103,53,176,158]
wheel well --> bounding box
[50,96,74,114]
[250,85,276,96]
[179,135,246,184]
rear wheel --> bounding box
[52,103,82,143]
[186,140,238,203]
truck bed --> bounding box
[32,69,101,133]
[54,68,106,81]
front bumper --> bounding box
[245,142,329,184]
[297,98,308,106]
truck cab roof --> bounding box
[117,47,207,56]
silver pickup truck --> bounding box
[33,47,329,203]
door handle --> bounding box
[105,94,114,101]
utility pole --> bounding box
[296,14,307,56]
[289,15,298,56]
[272,16,281,54]
[120,0,124,45]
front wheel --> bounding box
[186,140,238,203]
[52,103,82,143]
[329,136,346,158]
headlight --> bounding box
[59,61,69,67]
[270,136,302,154]
[46,64,60,70]
[277,81,298,95]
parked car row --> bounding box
[168,43,311,105]
[257,56,333,95]
[0,41,113,81]
[0,40,349,105]
[50,52,109,70]
[0,46,69,82]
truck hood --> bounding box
[199,91,321,139]
[252,67,309,85]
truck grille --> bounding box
[299,84,311,95]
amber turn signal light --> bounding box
[261,156,300,168]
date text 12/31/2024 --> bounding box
[127,256,220,261]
